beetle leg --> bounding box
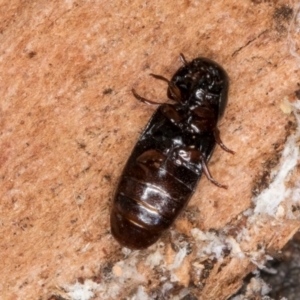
[160,104,184,126]
[173,147,228,189]
[150,73,182,102]
[168,82,182,102]
[200,156,228,189]
[213,128,235,154]
[132,88,162,106]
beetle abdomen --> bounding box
[111,149,198,249]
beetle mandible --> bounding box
[110,54,234,249]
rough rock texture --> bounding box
[1,1,300,299]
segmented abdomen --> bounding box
[111,150,200,249]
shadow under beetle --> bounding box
[111,54,234,249]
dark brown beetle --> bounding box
[111,54,234,249]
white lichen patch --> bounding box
[130,286,151,300]
[227,236,245,259]
[191,228,231,260]
[144,245,164,268]
[253,100,300,218]
[288,2,300,64]
[64,279,101,300]
[167,246,188,270]
[230,276,272,300]
[64,250,146,300]
[64,279,122,300]
[112,252,145,283]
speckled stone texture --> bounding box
[0,1,300,299]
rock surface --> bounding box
[0,1,300,299]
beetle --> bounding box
[110,54,234,249]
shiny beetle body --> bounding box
[111,54,233,249]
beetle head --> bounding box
[168,56,229,120]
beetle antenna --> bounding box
[179,53,188,65]
[149,73,169,83]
